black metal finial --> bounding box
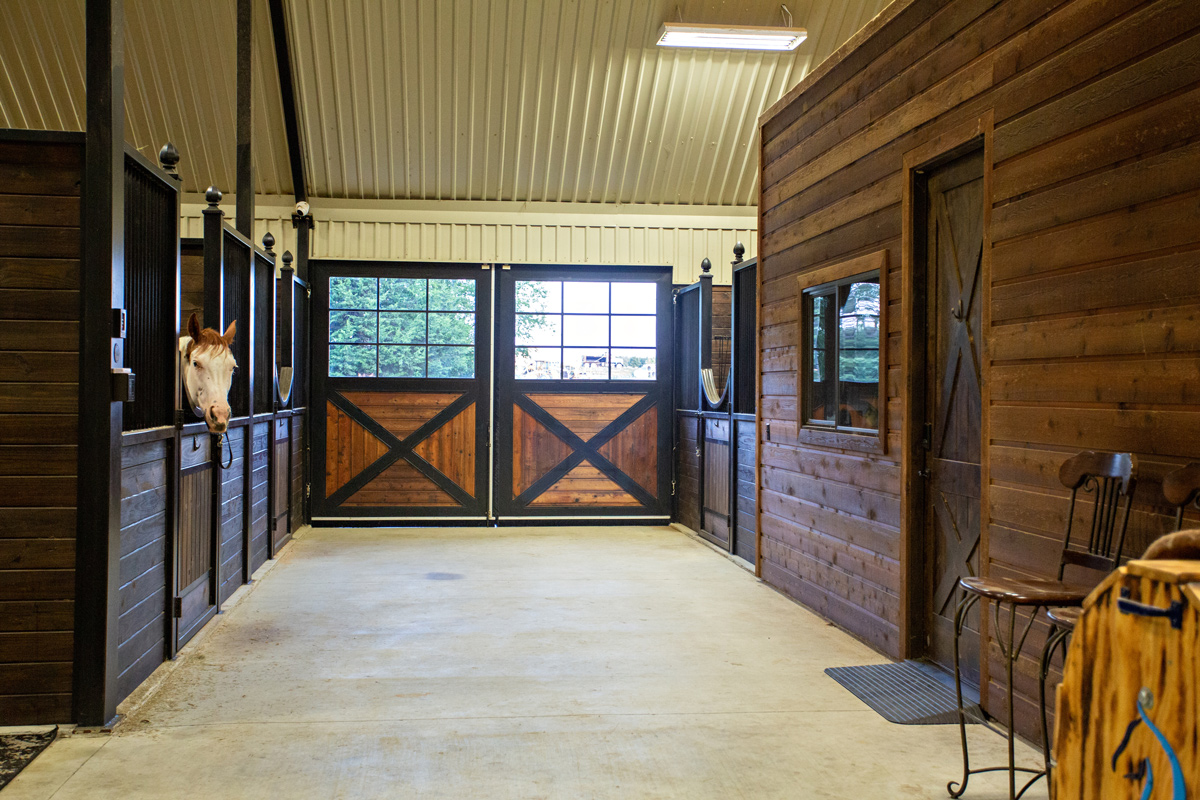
[262,232,276,255]
[205,186,222,206]
[701,257,712,274]
[282,250,293,270]
[732,241,745,264]
[159,142,180,175]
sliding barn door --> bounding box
[312,264,491,522]
[493,267,673,521]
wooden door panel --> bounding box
[320,389,483,516]
[506,392,659,509]
[923,149,985,682]
[702,417,731,547]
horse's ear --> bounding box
[223,319,237,345]
[187,312,202,342]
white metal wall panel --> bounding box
[181,199,755,284]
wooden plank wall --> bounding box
[0,136,82,723]
[676,415,702,532]
[180,241,204,329]
[218,427,247,603]
[758,0,1200,740]
[291,415,306,534]
[117,439,169,701]
[733,419,757,565]
[249,422,270,573]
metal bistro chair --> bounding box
[948,451,1137,800]
[1038,461,1200,784]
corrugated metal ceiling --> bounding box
[0,0,889,204]
[287,0,889,204]
[0,0,293,196]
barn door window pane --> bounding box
[802,274,880,432]
[329,276,477,378]
[514,279,656,382]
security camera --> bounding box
[295,200,310,217]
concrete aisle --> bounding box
[4,526,1048,799]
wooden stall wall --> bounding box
[117,439,169,701]
[0,133,82,724]
[758,0,1200,740]
[249,422,270,573]
[218,427,247,604]
[674,286,731,540]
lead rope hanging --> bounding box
[216,431,234,469]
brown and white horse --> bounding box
[179,312,237,434]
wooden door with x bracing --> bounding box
[494,267,673,521]
[312,263,491,522]
[919,149,985,683]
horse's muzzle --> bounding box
[207,405,229,433]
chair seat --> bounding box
[959,575,1091,605]
[1046,606,1082,630]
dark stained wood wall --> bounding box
[758,0,1200,740]
[733,418,756,565]
[218,427,247,604]
[117,438,169,701]
[676,416,702,532]
[291,415,306,534]
[180,240,204,330]
[249,422,270,573]
[0,135,82,723]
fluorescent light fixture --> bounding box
[656,22,807,51]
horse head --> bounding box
[180,312,237,434]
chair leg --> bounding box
[947,588,980,798]
[1039,625,1072,795]
[1005,602,1017,800]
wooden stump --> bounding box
[1053,558,1200,798]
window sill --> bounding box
[794,425,884,454]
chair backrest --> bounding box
[1057,451,1137,578]
[1162,462,1200,531]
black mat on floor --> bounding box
[825,661,983,725]
[0,727,57,790]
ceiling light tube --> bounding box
[656,22,807,51]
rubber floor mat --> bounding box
[825,661,983,725]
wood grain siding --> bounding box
[734,419,757,565]
[117,439,168,702]
[291,414,305,532]
[676,415,701,533]
[249,422,270,574]
[180,240,204,329]
[0,135,81,724]
[218,426,246,604]
[758,0,1200,739]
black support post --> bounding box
[236,0,254,236]
[291,211,312,282]
[202,189,224,613]
[698,257,713,399]
[268,0,307,202]
[74,0,125,726]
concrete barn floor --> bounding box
[4,526,1047,799]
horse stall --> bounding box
[674,246,758,567]
[756,0,1200,749]
[120,158,310,695]
[0,127,310,725]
